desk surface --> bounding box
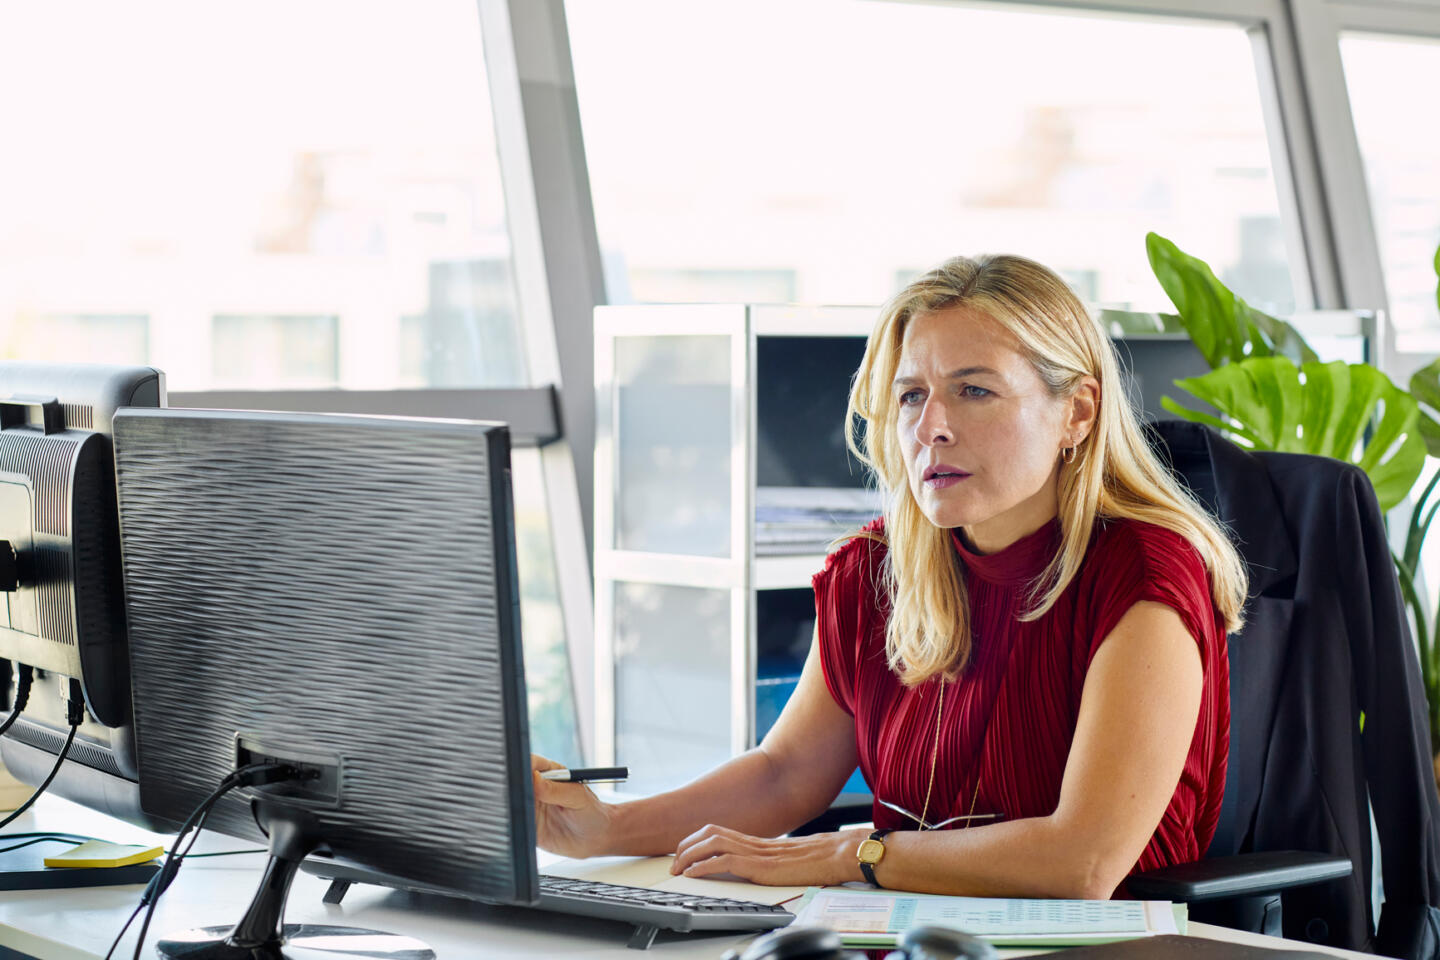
[0,796,1381,960]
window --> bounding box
[211,315,339,389]
[1340,32,1440,349]
[0,2,578,761]
[0,1,524,390]
[567,0,1300,314]
[6,315,149,365]
[513,448,582,762]
[625,268,797,304]
[397,259,526,388]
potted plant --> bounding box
[1144,232,1440,768]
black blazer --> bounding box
[1149,421,1440,958]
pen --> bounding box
[539,766,628,783]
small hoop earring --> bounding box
[1061,446,1076,464]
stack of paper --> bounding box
[43,840,164,869]
[792,887,1184,949]
[755,487,881,556]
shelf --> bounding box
[754,554,827,590]
[595,308,873,779]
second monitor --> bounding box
[113,408,535,959]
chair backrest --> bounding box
[1146,420,1440,959]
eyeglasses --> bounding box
[877,797,1005,831]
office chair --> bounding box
[1126,420,1440,959]
[793,420,1440,958]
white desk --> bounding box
[0,796,1382,960]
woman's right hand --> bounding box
[531,754,618,859]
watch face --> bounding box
[857,838,885,864]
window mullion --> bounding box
[479,0,603,763]
[1286,1,1394,365]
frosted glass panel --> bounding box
[614,582,731,794]
[614,335,731,557]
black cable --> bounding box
[168,802,218,872]
[0,835,91,855]
[0,721,77,830]
[0,679,85,831]
[0,831,93,846]
[0,664,33,738]
[103,901,146,960]
[0,830,258,858]
[116,762,300,960]
[127,782,232,960]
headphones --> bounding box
[720,925,996,960]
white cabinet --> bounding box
[594,305,875,795]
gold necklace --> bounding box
[917,678,982,830]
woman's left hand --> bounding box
[670,824,871,887]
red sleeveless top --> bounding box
[814,517,1228,876]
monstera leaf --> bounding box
[1163,357,1425,511]
[1411,355,1440,459]
[1421,249,1440,461]
[1146,232,1319,369]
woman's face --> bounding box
[894,305,1091,554]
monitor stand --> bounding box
[155,808,434,960]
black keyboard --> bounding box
[301,858,795,950]
[536,873,794,948]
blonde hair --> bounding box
[846,254,1247,684]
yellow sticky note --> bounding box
[43,840,164,869]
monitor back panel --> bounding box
[112,408,535,903]
[0,363,165,818]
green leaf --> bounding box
[1145,232,1319,368]
[1166,356,1425,511]
[1405,478,1440,576]
[1168,367,1269,446]
[1251,357,1305,451]
[1394,553,1430,678]
[1330,361,1387,463]
[1299,361,1340,455]
[1409,356,1440,411]
[1357,406,1425,515]
[1410,358,1440,458]
[1245,303,1321,367]
[1146,233,1246,368]
[1171,359,1301,450]
[1159,395,1257,445]
[1420,414,1440,461]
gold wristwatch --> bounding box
[856,828,893,886]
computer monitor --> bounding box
[112,408,535,959]
[1109,335,1216,424]
[755,336,868,489]
[0,363,170,835]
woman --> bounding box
[533,254,1247,899]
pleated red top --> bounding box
[814,517,1228,878]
